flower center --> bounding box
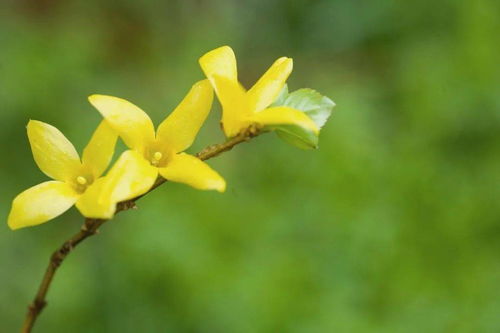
[151,151,163,166]
[76,176,87,185]
[73,174,94,194]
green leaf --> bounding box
[269,85,335,149]
[281,87,335,129]
[275,125,319,149]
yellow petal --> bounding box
[250,106,319,134]
[158,153,226,192]
[8,181,79,230]
[248,57,293,112]
[199,46,251,137]
[100,150,158,204]
[199,45,238,82]
[210,75,251,138]
[82,121,118,178]
[75,178,116,219]
[88,95,155,152]
[156,80,213,152]
[27,120,82,182]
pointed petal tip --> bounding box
[193,78,212,89]
[283,58,294,73]
[199,46,238,82]
[216,45,234,56]
[88,94,108,104]
[277,56,293,64]
[273,57,293,71]
[88,94,119,105]
[27,119,43,128]
[204,174,226,193]
[7,217,20,231]
[209,178,226,193]
[8,203,27,230]
[7,214,28,230]
[215,180,226,193]
[213,45,233,52]
[190,79,214,96]
[199,45,234,61]
[26,119,48,133]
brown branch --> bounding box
[21,127,263,333]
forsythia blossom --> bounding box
[8,121,117,229]
[8,46,332,231]
[88,79,225,205]
[199,46,319,138]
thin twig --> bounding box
[21,127,263,333]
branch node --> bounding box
[119,200,138,211]
[31,299,46,311]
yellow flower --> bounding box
[88,79,225,204]
[8,120,118,230]
[199,46,319,138]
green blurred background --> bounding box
[1,0,499,332]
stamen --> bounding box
[153,152,163,161]
[76,176,87,185]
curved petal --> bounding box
[210,75,251,138]
[251,106,319,134]
[158,153,226,192]
[99,150,158,204]
[248,57,293,112]
[199,45,238,83]
[75,178,116,219]
[88,95,155,152]
[156,80,213,152]
[27,120,82,182]
[8,181,79,230]
[82,121,118,178]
